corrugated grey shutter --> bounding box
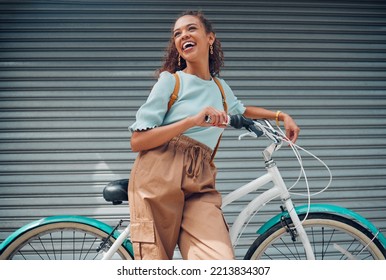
[1,0,385,259]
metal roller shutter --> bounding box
[0,0,385,259]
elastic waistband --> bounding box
[169,135,213,160]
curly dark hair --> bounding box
[157,10,224,77]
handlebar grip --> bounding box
[229,114,265,138]
[229,114,255,129]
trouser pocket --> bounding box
[130,220,159,259]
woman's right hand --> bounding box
[131,107,227,152]
[191,106,228,128]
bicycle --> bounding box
[1,115,385,260]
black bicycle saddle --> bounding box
[103,179,129,205]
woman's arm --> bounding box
[131,105,300,152]
[130,117,196,152]
[130,106,227,152]
[243,106,300,143]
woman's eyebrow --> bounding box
[173,23,198,33]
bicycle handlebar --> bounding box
[228,114,264,138]
[204,114,283,144]
[229,114,283,144]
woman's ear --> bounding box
[208,32,216,46]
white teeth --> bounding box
[183,41,196,50]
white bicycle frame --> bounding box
[222,141,315,260]
[103,123,316,260]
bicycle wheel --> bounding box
[245,213,386,260]
[1,222,133,260]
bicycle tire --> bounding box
[245,213,386,260]
[1,221,133,260]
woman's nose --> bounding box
[181,30,190,39]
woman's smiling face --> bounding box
[173,15,214,64]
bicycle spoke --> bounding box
[60,231,63,260]
[39,236,51,260]
[18,250,27,260]
[321,227,325,259]
[83,236,98,260]
[28,242,45,260]
[322,227,335,260]
[293,240,301,259]
[281,237,300,260]
[73,230,75,260]
[262,252,273,260]
[271,243,291,260]
[351,240,372,260]
[362,253,373,260]
[49,233,57,260]
[79,232,86,260]
[311,227,317,259]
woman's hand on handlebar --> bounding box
[281,113,300,143]
[191,107,228,128]
[243,107,300,144]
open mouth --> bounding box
[182,41,196,51]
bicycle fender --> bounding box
[0,215,133,255]
[256,203,386,248]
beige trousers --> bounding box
[128,135,234,260]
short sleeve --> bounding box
[129,72,176,132]
[219,79,246,115]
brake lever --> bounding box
[254,119,282,144]
[238,131,257,140]
[247,124,264,138]
[237,123,264,140]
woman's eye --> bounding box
[173,26,196,38]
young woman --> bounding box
[129,11,300,260]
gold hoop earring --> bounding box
[178,55,181,67]
[210,45,214,55]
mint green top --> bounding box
[130,71,246,150]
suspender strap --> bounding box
[167,73,227,164]
[167,73,180,111]
[210,77,227,164]
[213,77,228,113]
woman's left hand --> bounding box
[281,113,300,143]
